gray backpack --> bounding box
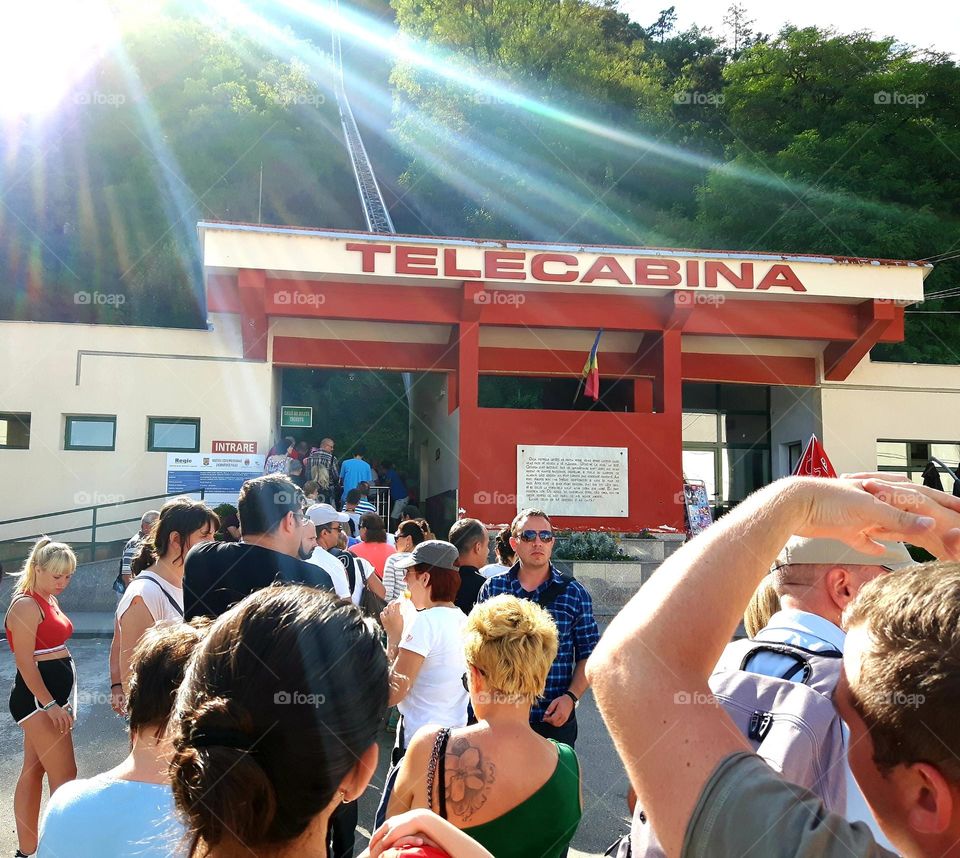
[631,638,846,857]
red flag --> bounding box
[793,434,838,478]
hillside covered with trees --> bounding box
[2,0,958,362]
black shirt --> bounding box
[455,565,486,615]
[183,541,334,621]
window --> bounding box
[148,417,200,453]
[877,440,959,489]
[65,415,116,451]
[787,441,802,474]
[682,383,771,512]
[0,413,31,449]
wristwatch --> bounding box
[563,690,579,705]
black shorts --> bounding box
[9,656,76,724]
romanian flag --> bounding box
[581,330,603,401]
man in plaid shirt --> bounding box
[476,507,600,748]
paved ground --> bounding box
[1,638,630,856]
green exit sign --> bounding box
[280,406,313,428]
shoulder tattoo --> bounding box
[443,736,496,823]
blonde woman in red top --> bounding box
[3,537,78,858]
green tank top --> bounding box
[461,741,581,858]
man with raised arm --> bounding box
[589,476,960,858]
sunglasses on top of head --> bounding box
[518,529,554,543]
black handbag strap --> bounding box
[136,574,184,617]
[536,571,575,611]
[427,727,452,818]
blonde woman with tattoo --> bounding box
[387,594,582,858]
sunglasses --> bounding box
[518,529,554,543]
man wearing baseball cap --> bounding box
[758,536,913,671]
[305,503,355,598]
[304,502,385,858]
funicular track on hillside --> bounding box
[331,0,395,234]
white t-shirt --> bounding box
[306,548,374,605]
[116,573,184,624]
[398,606,469,744]
[479,562,512,579]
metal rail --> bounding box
[332,0,396,234]
[0,490,206,569]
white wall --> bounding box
[0,314,275,537]
[408,372,459,502]
[822,358,960,476]
[770,386,823,478]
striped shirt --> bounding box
[356,499,377,517]
[477,564,601,722]
[120,534,143,576]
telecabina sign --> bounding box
[343,242,808,292]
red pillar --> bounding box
[652,328,684,527]
[457,320,482,515]
[652,329,682,415]
[237,268,268,361]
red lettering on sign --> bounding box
[686,260,700,287]
[757,264,807,291]
[484,251,526,280]
[531,253,579,283]
[396,246,438,276]
[582,256,631,285]
[635,259,682,286]
[213,441,258,454]
[705,261,754,289]
[345,242,391,274]
[443,248,481,279]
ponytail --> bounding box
[130,541,158,576]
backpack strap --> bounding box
[340,553,361,595]
[135,574,184,618]
[740,644,814,683]
[536,570,575,611]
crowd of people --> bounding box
[261,435,411,530]
[5,470,960,858]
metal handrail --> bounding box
[931,457,960,484]
[0,490,206,568]
[0,490,206,529]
